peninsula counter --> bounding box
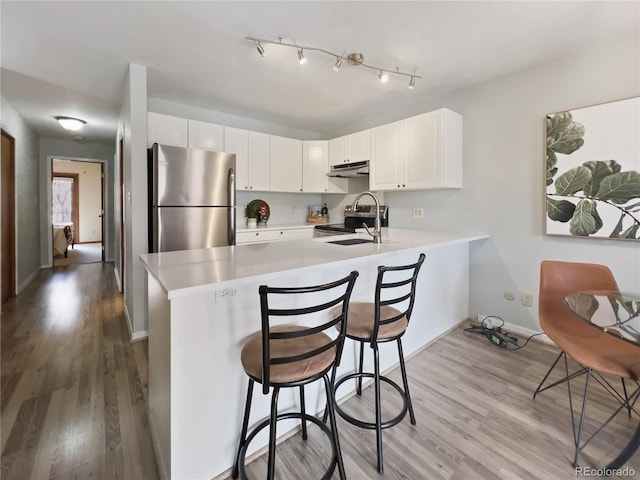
[141,229,488,479]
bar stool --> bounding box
[232,271,359,480]
[332,253,425,473]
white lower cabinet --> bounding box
[369,108,463,191]
[236,227,313,245]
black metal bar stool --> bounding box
[332,254,425,473]
[232,271,359,480]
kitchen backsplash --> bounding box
[237,179,382,227]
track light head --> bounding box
[378,71,389,83]
[256,41,265,57]
[298,48,307,64]
[333,57,342,72]
[408,76,415,89]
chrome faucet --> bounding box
[351,191,382,244]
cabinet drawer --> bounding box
[278,229,314,241]
[236,230,280,244]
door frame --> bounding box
[45,156,109,267]
[51,172,80,242]
[118,135,125,292]
[1,130,16,304]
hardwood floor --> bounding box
[2,263,638,479]
[1,263,157,480]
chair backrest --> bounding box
[539,260,619,329]
[259,270,359,393]
[372,253,426,343]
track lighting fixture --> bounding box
[55,116,86,131]
[246,35,420,88]
[297,48,307,64]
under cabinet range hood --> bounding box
[327,160,369,177]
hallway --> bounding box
[0,263,158,479]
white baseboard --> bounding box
[148,408,168,480]
[114,266,122,292]
[18,267,42,294]
[123,303,149,342]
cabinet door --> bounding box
[270,135,302,192]
[302,141,329,192]
[247,132,270,191]
[403,111,443,189]
[348,129,371,162]
[329,136,347,165]
[188,120,224,151]
[370,121,401,191]
[224,127,249,190]
[148,112,188,148]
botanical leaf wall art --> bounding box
[546,97,640,241]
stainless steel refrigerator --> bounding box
[149,143,236,252]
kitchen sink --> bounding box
[327,238,374,246]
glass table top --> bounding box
[565,291,640,346]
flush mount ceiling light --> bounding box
[245,36,421,89]
[55,116,86,131]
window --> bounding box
[52,176,74,224]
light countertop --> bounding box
[140,228,488,299]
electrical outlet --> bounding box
[215,288,237,303]
[412,208,424,218]
[521,293,533,307]
[504,291,515,301]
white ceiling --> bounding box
[1,1,638,144]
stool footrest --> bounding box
[237,412,339,480]
[334,372,409,430]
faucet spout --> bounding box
[351,191,382,244]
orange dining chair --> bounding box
[533,260,640,467]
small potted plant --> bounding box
[245,202,259,228]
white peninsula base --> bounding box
[141,229,488,479]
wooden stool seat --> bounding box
[340,302,408,340]
[241,325,336,385]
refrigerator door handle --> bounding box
[228,168,236,245]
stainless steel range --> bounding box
[314,205,388,237]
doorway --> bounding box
[51,159,104,267]
[1,130,16,305]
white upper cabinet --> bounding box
[329,130,371,165]
[188,120,224,151]
[370,121,402,191]
[148,112,188,148]
[369,109,462,191]
[224,127,249,190]
[247,132,270,191]
[270,135,302,192]
[302,141,348,193]
[226,128,270,191]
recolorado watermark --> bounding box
[575,466,636,477]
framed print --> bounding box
[546,97,640,241]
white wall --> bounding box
[39,138,115,265]
[1,97,41,292]
[118,63,148,338]
[52,160,102,242]
[378,32,640,332]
